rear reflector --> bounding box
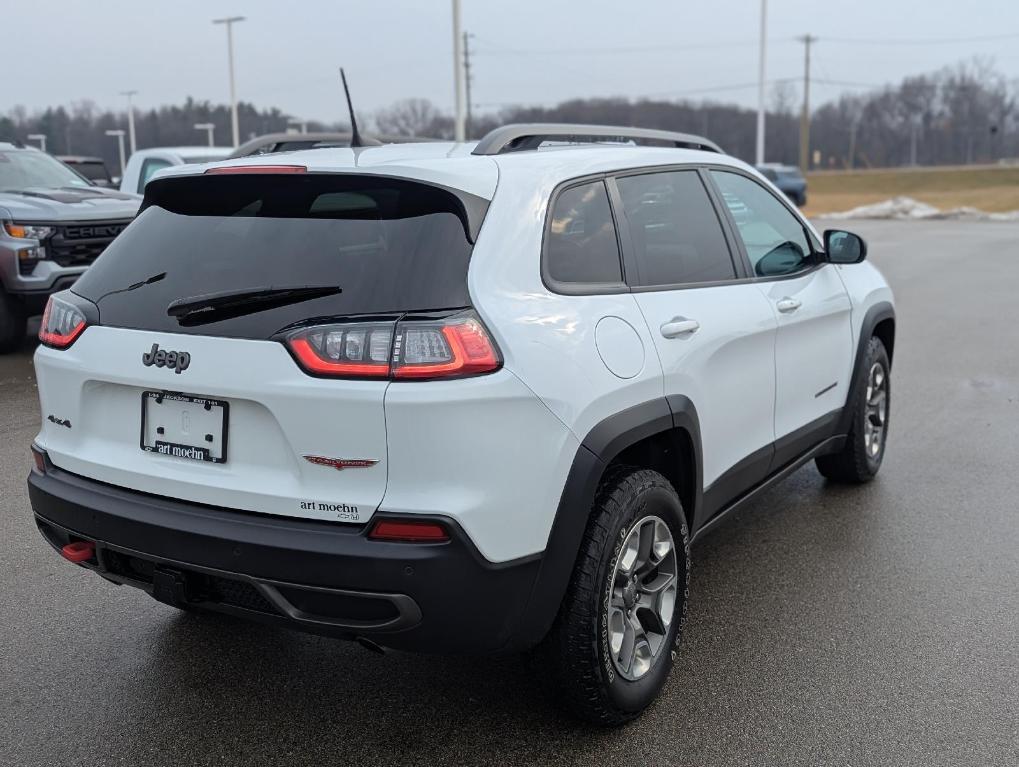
[61,541,96,563]
[205,165,307,175]
[368,520,450,543]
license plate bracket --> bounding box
[140,391,229,464]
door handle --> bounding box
[660,317,700,338]
[776,297,802,314]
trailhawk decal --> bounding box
[303,455,379,471]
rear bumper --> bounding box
[27,463,544,654]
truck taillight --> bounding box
[284,311,501,380]
[39,295,88,349]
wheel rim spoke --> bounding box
[606,513,680,681]
[862,361,888,457]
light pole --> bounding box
[105,129,126,176]
[27,133,47,152]
[120,90,138,155]
[194,122,216,147]
[755,0,767,165]
[451,0,465,142]
[212,15,245,148]
[287,118,307,134]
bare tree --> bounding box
[373,99,452,139]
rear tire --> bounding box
[0,288,27,354]
[544,468,690,726]
[816,336,890,483]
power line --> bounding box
[473,75,880,110]
[472,31,1019,58]
[821,31,1019,46]
[471,35,763,57]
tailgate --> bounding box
[33,326,388,524]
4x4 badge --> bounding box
[303,456,379,471]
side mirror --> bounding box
[824,229,867,264]
[756,241,807,277]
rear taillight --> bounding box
[287,321,395,377]
[38,295,88,349]
[284,311,501,380]
[393,315,500,379]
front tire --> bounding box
[545,468,690,726]
[0,288,27,354]
[816,336,890,483]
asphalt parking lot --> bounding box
[1,219,1017,766]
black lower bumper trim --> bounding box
[28,465,542,654]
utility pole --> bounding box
[909,120,919,166]
[120,90,138,155]
[848,116,859,170]
[755,0,767,165]
[797,34,817,173]
[452,0,465,142]
[463,31,474,140]
[213,16,246,148]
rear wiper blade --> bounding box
[167,285,342,324]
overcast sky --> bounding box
[7,0,1019,122]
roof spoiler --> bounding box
[471,123,723,156]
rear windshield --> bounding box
[73,173,485,339]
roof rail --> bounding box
[471,123,723,156]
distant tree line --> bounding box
[1,59,1015,172]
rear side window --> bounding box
[616,170,736,287]
[139,158,173,192]
[546,181,623,286]
[73,173,484,339]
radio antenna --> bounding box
[340,68,364,148]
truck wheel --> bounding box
[545,468,690,725]
[816,336,890,483]
[0,289,27,353]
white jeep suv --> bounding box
[28,124,895,725]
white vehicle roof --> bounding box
[154,131,752,202]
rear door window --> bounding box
[615,170,736,287]
[545,181,623,287]
[73,173,486,339]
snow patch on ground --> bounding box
[820,196,1019,222]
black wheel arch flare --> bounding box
[510,395,702,649]
[511,303,894,650]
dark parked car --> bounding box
[757,163,807,206]
[56,156,115,188]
